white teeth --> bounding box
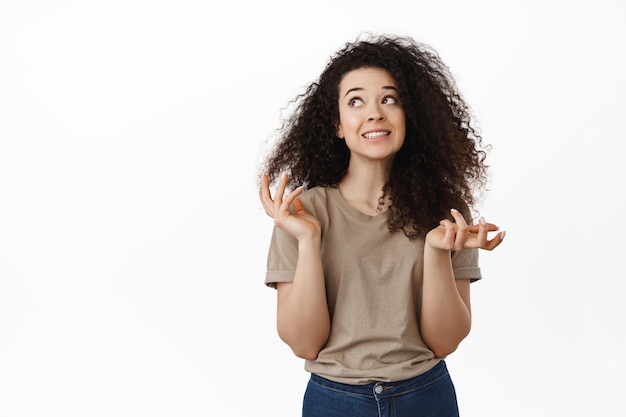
[363,131,390,139]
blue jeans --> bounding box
[302,360,459,417]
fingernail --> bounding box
[479,216,486,226]
[500,231,506,240]
[450,208,459,213]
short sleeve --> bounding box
[264,226,299,288]
[451,248,482,282]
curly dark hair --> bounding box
[260,33,490,239]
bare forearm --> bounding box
[420,246,471,357]
[277,238,330,360]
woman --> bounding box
[259,34,504,417]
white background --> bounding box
[1,0,624,416]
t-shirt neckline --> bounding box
[328,187,388,222]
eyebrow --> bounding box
[343,86,398,98]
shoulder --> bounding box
[296,186,338,224]
[297,186,334,208]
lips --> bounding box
[362,130,391,142]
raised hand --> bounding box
[259,173,321,241]
[426,208,505,252]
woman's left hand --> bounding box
[426,208,505,251]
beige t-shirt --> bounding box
[265,186,481,384]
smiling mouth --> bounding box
[363,131,390,139]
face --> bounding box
[336,67,406,164]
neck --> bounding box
[338,160,392,215]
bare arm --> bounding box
[276,236,330,360]
[420,209,504,357]
[421,247,472,358]
[260,174,330,360]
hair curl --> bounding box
[260,34,490,239]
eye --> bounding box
[382,96,398,105]
[348,97,364,107]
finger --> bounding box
[475,216,488,247]
[261,173,269,189]
[279,186,304,215]
[259,174,275,217]
[291,195,306,214]
[260,191,273,217]
[273,173,289,211]
[483,230,506,251]
[468,222,499,234]
[439,219,457,249]
[259,174,270,200]
[450,208,468,250]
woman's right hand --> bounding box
[259,173,321,241]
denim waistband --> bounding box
[309,360,449,400]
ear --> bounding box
[335,122,344,139]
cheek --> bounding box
[338,115,358,135]
[336,119,354,139]
[396,114,407,132]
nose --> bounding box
[368,104,384,121]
